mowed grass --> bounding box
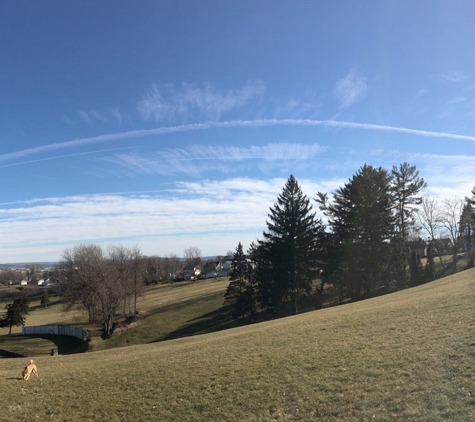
[90,277,235,351]
[0,278,233,355]
[0,270,474,421]
[0,286,87,356]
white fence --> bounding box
[22,325,88,341]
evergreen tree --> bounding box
[248,240,274,314]
[463,191,475,267]
[388,236,409,290]
[460,200,475,250]
[256,175,323,315]
[224,242,255,319]
[390,162,427,289]
[391,162,427,241]
[424,243,436,281]
[317,165,395,300]
[0,296,30,335]
[41,289,51,307]
[409,250,424,286]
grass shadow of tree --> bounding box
[149,305,247,343]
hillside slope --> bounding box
[1,269,474,421]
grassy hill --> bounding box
[0,277,236,355]
[0,269,474,421]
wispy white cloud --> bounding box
[98,143,327,177]
[367,149,475,199]
[110,107,124,126]
[137,80,265,122]
[73,108,127,126]
[442,71,468,83]
[1,147,473,262]
[0,176,343,262]
[415,88,427,98]
[439,96,473,119]
[447,97,466,105]
[0,180,279,260]
[62,115,74,125]
[79,110,92,123]
[2,119,475,165]
[334,69,368,109]
[0,147,140,169]
[79,109,108,124]
[273,90,324,119]
[408,153,475,198]
[90,109,107,122]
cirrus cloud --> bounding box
[137,80,265,122]
[334,69,368,109]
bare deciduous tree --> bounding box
[108,245,144,320]
[416,197,445,270]
[439,198,463,273]
[129,246,144,316]
[144,255,162,284]
[163,254,181,281]
[184,246,202,279]
[60,244,144,337]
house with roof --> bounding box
[407,238,427,258]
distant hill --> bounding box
[0,262,58,269]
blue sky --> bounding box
[1,1,475,263]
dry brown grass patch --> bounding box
[0,270,474,420]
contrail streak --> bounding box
[1,119,474,163]
[0,146,140,168]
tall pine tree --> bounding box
[391,162,427,242]
[256,175,323,315]
[390,162,427,289]
[317,165,395,300]
[224,242,256,319]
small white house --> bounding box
[216,257,233,277]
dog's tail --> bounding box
[30,359,34,364]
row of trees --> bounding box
[13,162,472,336]
[417,196,475,273]
[225,163,475,320]
[60,244,144,337]
[58,244,222,337]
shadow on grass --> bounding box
[25,335,88,355]
[149,304,247,343]
[28,300,62,312]
[145,291,225,317]
[0,333,86,358]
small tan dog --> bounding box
[22,359,38,381]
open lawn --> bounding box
[0,269,473,421]
[0,278,234,354]
[0,285,88,356]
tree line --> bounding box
[57,244,217,337]
[5,161,472,337]
[225,163,475,321]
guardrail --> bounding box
[22,325,88,341]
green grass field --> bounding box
[0,269,473,421]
